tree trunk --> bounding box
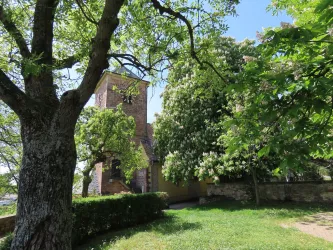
[11,114,77,250]
[251,165,260,206]
[81,172,92,198]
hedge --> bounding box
[0,192,168,249]
[72,192,168,244]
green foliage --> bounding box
[0,233,13,250]
[75,105,148,191]
[0,193,168,248]
[72,192,168,245]
[154,37,258,184]
[222,0,333,176]
[0,0,240,91]
[0,103,21,196]
[0,203,16,216]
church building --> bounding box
[90,67,210,202]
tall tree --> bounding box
[0,0,238,248]
[154,37,257,184]
[76,105,147,197]
[222,0,333,177]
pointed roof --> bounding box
[112,67,140,80]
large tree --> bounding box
[154,37,257,184]
[222,0,333,175]
[0,0,238,248]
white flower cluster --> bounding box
[243,56,257,63]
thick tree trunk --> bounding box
[11,115,77,250]
[81,172,92,198]
[0,0,124,248]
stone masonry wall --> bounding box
[0,215,15,236]
[207,181,333,203]
[207,182,253,201]
[259,182,333,202]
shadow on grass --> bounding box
[186,200,333,219]
[76,214,201,250]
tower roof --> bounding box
[111,67,140,80]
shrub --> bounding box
[0,233,13,250]
[0,192,168,248]
[72,192,168,245]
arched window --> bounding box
[111,159,121,178]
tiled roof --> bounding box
[112,67,140,80]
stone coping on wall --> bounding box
[260,180,333,185]
[207,180,333,185]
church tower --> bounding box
[92,67,152,194]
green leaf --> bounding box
[258,145,270,158]
[315,0,332,12]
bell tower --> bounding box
[95,67,148,140]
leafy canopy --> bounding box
[76,105,147,183]
[154,37,257,184]
[223,0,333,174]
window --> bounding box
[122,94,132,104]
[111,159,121,178]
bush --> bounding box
[0,192,168,248]
[0,233,13,250]
[72,192,168,245]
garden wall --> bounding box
[0,215,15,236]
[207,181,333,203]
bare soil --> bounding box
[293,213,333,242]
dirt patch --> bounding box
[293,213,333,242]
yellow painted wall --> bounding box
[156,164,189,202]
[199,178,213,196]
[155,164,213,202]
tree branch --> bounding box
[150,0,226,82]
[74,0,98,25]
[108,53,163,75]
[25,0,60,102]
[0,69,30,116]
[31,0,59,64]
[0,5,31,58]
[76,0,125,108]
[53,55,79,70]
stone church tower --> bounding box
[91,67,156,194]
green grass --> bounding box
[0,204,16,217]
[79,201,333,250]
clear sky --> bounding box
[146,0,292,123]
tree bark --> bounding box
[81,171,92,198]
[11,109,77,250]
[251,165,260,206]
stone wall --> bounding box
[259,182,333,202]
[207,182,253,201]
[207,181,333,203]
[0,215,15,236]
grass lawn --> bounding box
[79,201,333,250]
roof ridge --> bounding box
[111,66,140,80]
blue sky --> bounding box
[146,0,292,123]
